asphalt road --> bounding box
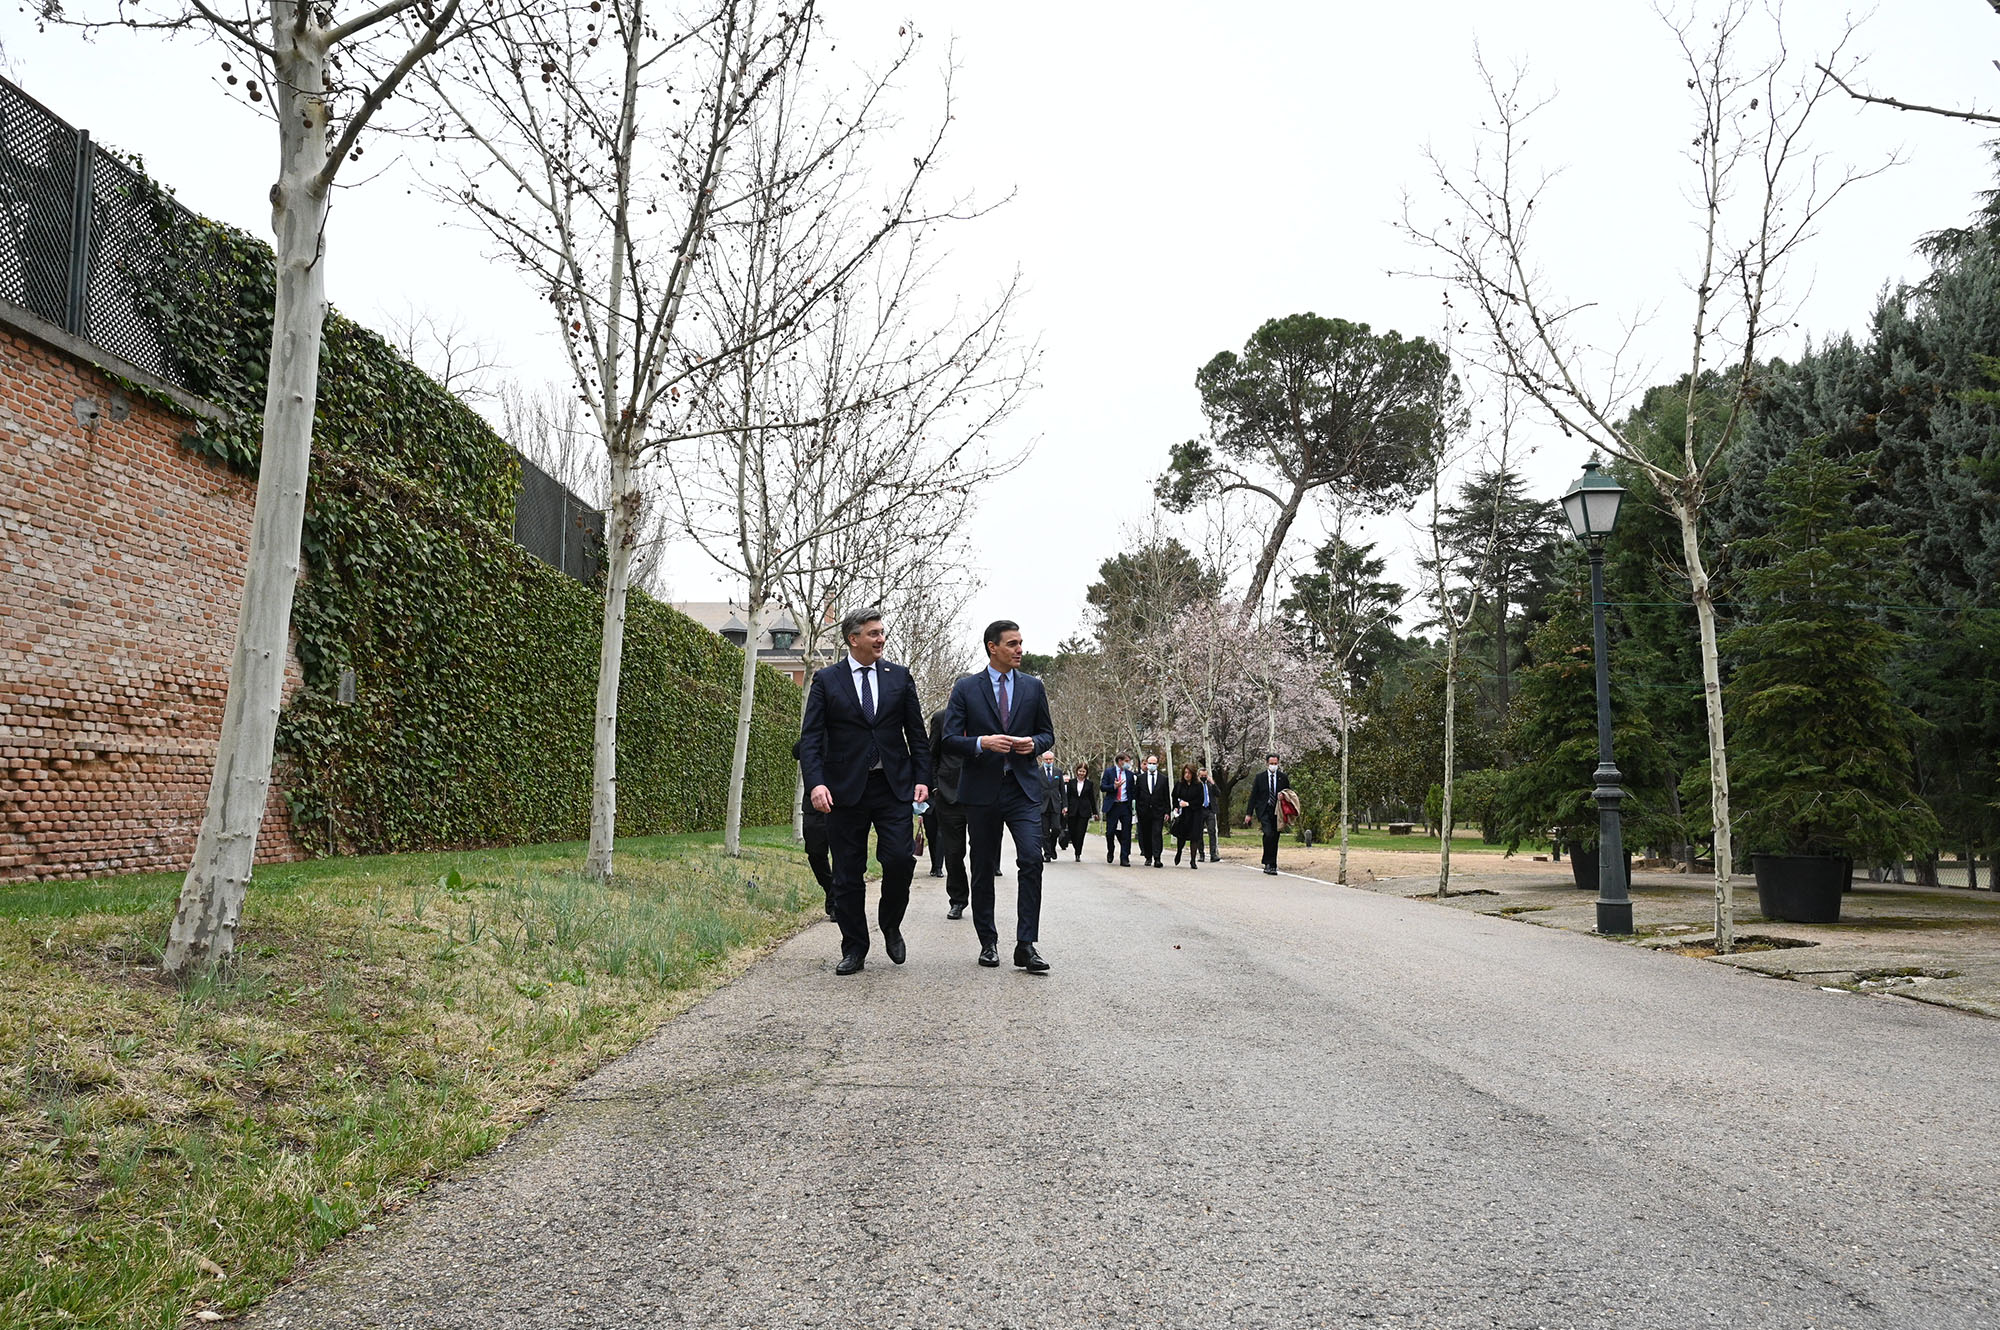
[249,852,2000,1330]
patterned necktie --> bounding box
[997,673,1010,726]
[860,665,876,722]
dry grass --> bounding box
[0,828,821,1329]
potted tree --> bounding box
[1493,559,1672,886]
[1725,441,1939,923]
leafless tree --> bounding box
[1819,3,2000,128]
[41,0,511,975]
[1413,390,1508,899]
[384,303,505,401]
[670,142,1034,852]
[421,0,977,877]
[1404,2,1887,949]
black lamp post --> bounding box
[1559,459,1633,936]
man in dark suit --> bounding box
[926,704,971,919]
[1038,751,1064,862]
[1100,753,1135,866]
[1133,753,1172,868]
[942,619,1057,972]
[1246,752,1292,876]
[1197,765,1221,863]
[798,608,932,975]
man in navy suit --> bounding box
[798,608,932,975]
[1100,753,1135,866]
[942,619,1057,972]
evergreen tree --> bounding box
[1280,536,1411,693]
[1438,466,1566,751]
[1492,548,1676,856]
[1723,441,1940,860]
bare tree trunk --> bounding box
[1242,486,1306,621]
[163,13,328,978]
[585,444,642,880]
[1337,686,1352,886]
[1674,504,1733,949]
[793,768,805,843]
[1437,647,1458,898]
[724,595,768,856]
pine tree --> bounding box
[1723,441,1939,860]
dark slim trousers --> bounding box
[935,799,970,909]
[1205,810,1220,861]
[1260,814,1281,870]
[1064,813,1091,860]
[1137,812,1165,865]
[801,809,835,911]
[967,787,1045,946]
[825,770,915,957]
[1043,810,1061,860]
[1103,802,1132,863]
[923,808,943,875]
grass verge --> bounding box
[0,826,822,1329]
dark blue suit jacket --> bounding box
[1099,764,1135,816]
[798,658,931,807]
[941,669,1056,807]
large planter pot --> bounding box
[1569,845,1633,891]
[1752,853,1847,924]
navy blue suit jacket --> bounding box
[941,670,1056,807]
[798,658,932,807]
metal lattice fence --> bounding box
[512,454,605,584]
[4,75,606,584]
[0,75,192,384]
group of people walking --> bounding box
[1093,753,1219,869]
[793,607,1297,976]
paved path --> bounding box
[251,855,2000,1329]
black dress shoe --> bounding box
[929,868,945,879]
[947,903,965,920]
[1013,942,1050,972]
[835,950,865,975]
[978,944,1000,967]
[883,930,907,965]
[1263,866,1278,876]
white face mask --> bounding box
[1146,764,1157,773]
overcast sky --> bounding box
[7,1,1998,653]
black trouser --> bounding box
[934,799,970,909]
[1260,813,1280,870]
[967,787,1045,946]
[1043,808,1061,860]
[1104,802,1132,863]
[1205,810,1219,861]
[923,807,943,875]
[825,770,914,957]
[1137,811,1165,865]
[801,809,835,910]
[1064,813,1091,859]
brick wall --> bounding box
[1,321,304,882]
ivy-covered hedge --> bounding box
[136,189,798,855]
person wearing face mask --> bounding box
[1038,751,1064,862]
[1171,762,1207,869]
[1133,753,1173,868]
[1246,752,1292,876]
[1099,752,1135,867]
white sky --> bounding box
[6,1,1998,653]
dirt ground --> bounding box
[1206,838,1570,882]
